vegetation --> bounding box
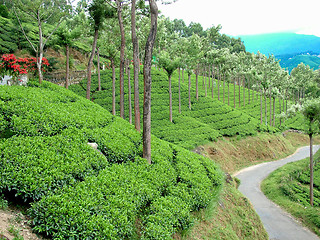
[262,150,320,237]
[0,82,223,239]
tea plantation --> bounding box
[71,68,298,150]
[0,81,223,239]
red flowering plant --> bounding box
[0,54,28,84]
[0,54,50,84]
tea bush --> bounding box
[0,82,224,239]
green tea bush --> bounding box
[0,82,223,239]
[29,140,223,239]
[0,128,108,202]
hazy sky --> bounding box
[158,0,320,37]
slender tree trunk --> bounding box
[279,98,282,126]
[228,77,230,106]
[211,65,214,98]
[182,68,184,83]
[238,76,241,108]
[143,0,158,164]
[97,47,101,91]
[218,67,220,100]
[65,44,69,89]
[260,87,263,125]
[37,17,44,84]
[310,133,314,206]
[86,28,99,100]
[117,3,126,119]
[243,77,245,107]
[131,0,141,132]
[188,74,191,110]
[169,75,172,122]
[202,66,205,90]
[248,77,250,104]
[269,93,272,126]
[272,97,275,127]
[196,64,199,100]
[265,93,267,125]
[234,77,236,108]
[111,58,116,116]
[208,66,211,89]
[178,68,181,113]
[205,66,207,97]
[223,72,225,103]
[128,61,132,124]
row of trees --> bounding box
[2,0,320,167]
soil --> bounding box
[0,209,42,240]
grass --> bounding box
[261,147,320,237]
[181,180,268,240]
[203,131,320,174]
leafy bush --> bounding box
[0,128,108,202]
[0,82,224,239]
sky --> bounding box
[157,0,320,37]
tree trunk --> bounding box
[128,61,132,124]
[111,58,116,116]
[65,44,69,89]
[265,93,267,125]
[169,75,172,122]
[218,67,220,100]
[243,77,245,107]
[234,77,236,108]
[86,28,99,100]
[260,87,263,125]
[37,16,44,84]
[269,93,272,126]
[211,65,215,98]
[202,67,205,90]
[143,0,158,164]
[188,74,192,110]
[223,72,225,103]
[272,97,275,127]
[205,66,207,97]
[182,68,184,83]
[196,65,199,100]
[248,77,250,104]
[178,68,181,113]
[279,98,282,126]
[227,76,230,106]
[97,47,101,91]
[238,76,241,108]
[117,2,126,119]
[131,0,141,132]
[310,133,314,206]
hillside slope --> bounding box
[70,68,273,149]
[0,81,223,239]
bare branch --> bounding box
[43,16,65,46]
[12,6,37,53]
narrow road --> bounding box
[234,145,320,240]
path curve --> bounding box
[234,145,320,240]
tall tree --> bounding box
[131,0,141,131]
[301,99,320,206]
[12,0,71,83]
[158,50,179,122]
[143,0,158,163]
[86,0,114,100]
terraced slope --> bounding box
[0,82,223,239]
[70,68,268,149]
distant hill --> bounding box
[239,32,320,71]
[276,51,320,72]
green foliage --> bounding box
[0,82,223,239]
[0,16,18,53]
[0,194,8,210]
[262,150,320,235]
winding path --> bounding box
[234,146,320,240]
